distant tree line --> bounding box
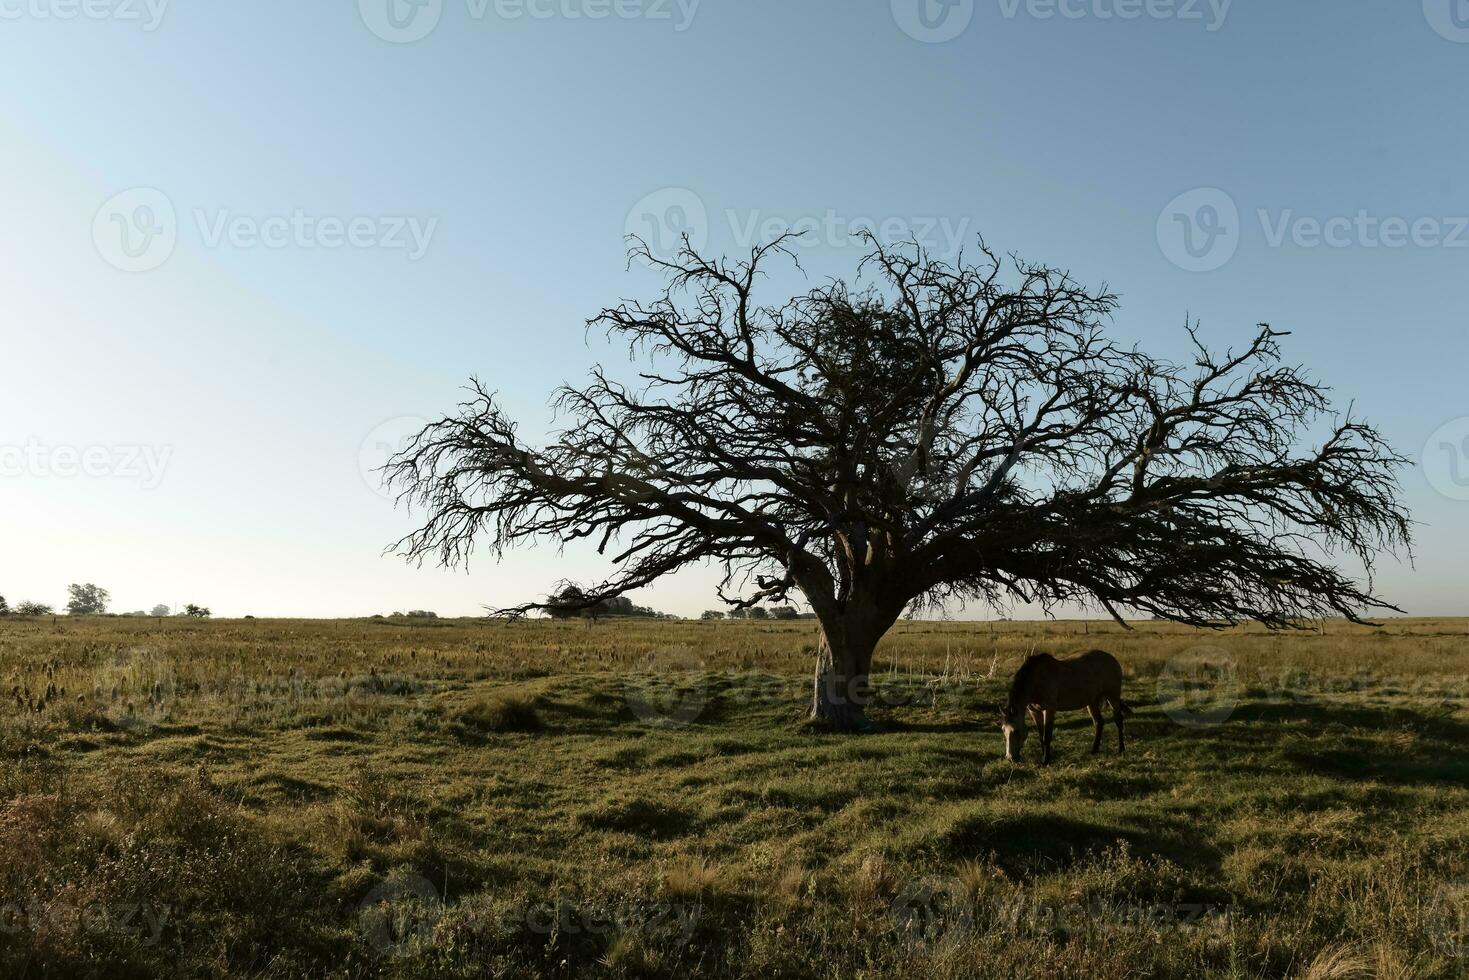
[700,606,812,621]
[0,595,55,616]
[0,583,805,624]
[0,585,210,618]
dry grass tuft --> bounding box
[662,856,725,898]
[1298,944,1375,980]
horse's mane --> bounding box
[1007,653,1053,709]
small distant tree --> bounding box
[545,584,593,620]
[66,583,110,616]
[771,606,800,620]
[182,604,211,618]
[15,601,53,616]
[150,604,171,617]
[544,583,661,619]
[699,610,725,620]
[405,609,438,618]
[748,607,770,620]
[0,596,8,617]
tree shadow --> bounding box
[239,771,336,807]
[1225,698,1469,786]
[943,809,1224,885]
[576,797,700,839]
[877,719,983,734]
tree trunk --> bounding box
[810,619,880,732]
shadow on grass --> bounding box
[298,727,369,743]
[944,809,1223,879]
[243,771,337,806]
[576,797,700,838]
[1134,696,1469,787]
[1184,698,1469,787]
[876,718,983,734]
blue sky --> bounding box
[1,0,1466,617]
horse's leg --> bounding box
[1112,696,1126,754]
[1088,702,1104,754]
[1028,706,1043,760]
[1042,709,1056,765]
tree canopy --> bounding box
[65,583,110,616]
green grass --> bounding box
[1,616,1466,977]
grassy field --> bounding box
[1,615,1466,979]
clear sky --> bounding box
[2,0,1467,618]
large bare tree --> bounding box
[387,236,1411,730]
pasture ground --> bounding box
[1,616,1466,978]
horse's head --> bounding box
[997,704,1028,762]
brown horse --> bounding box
[998,649,1132,764]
